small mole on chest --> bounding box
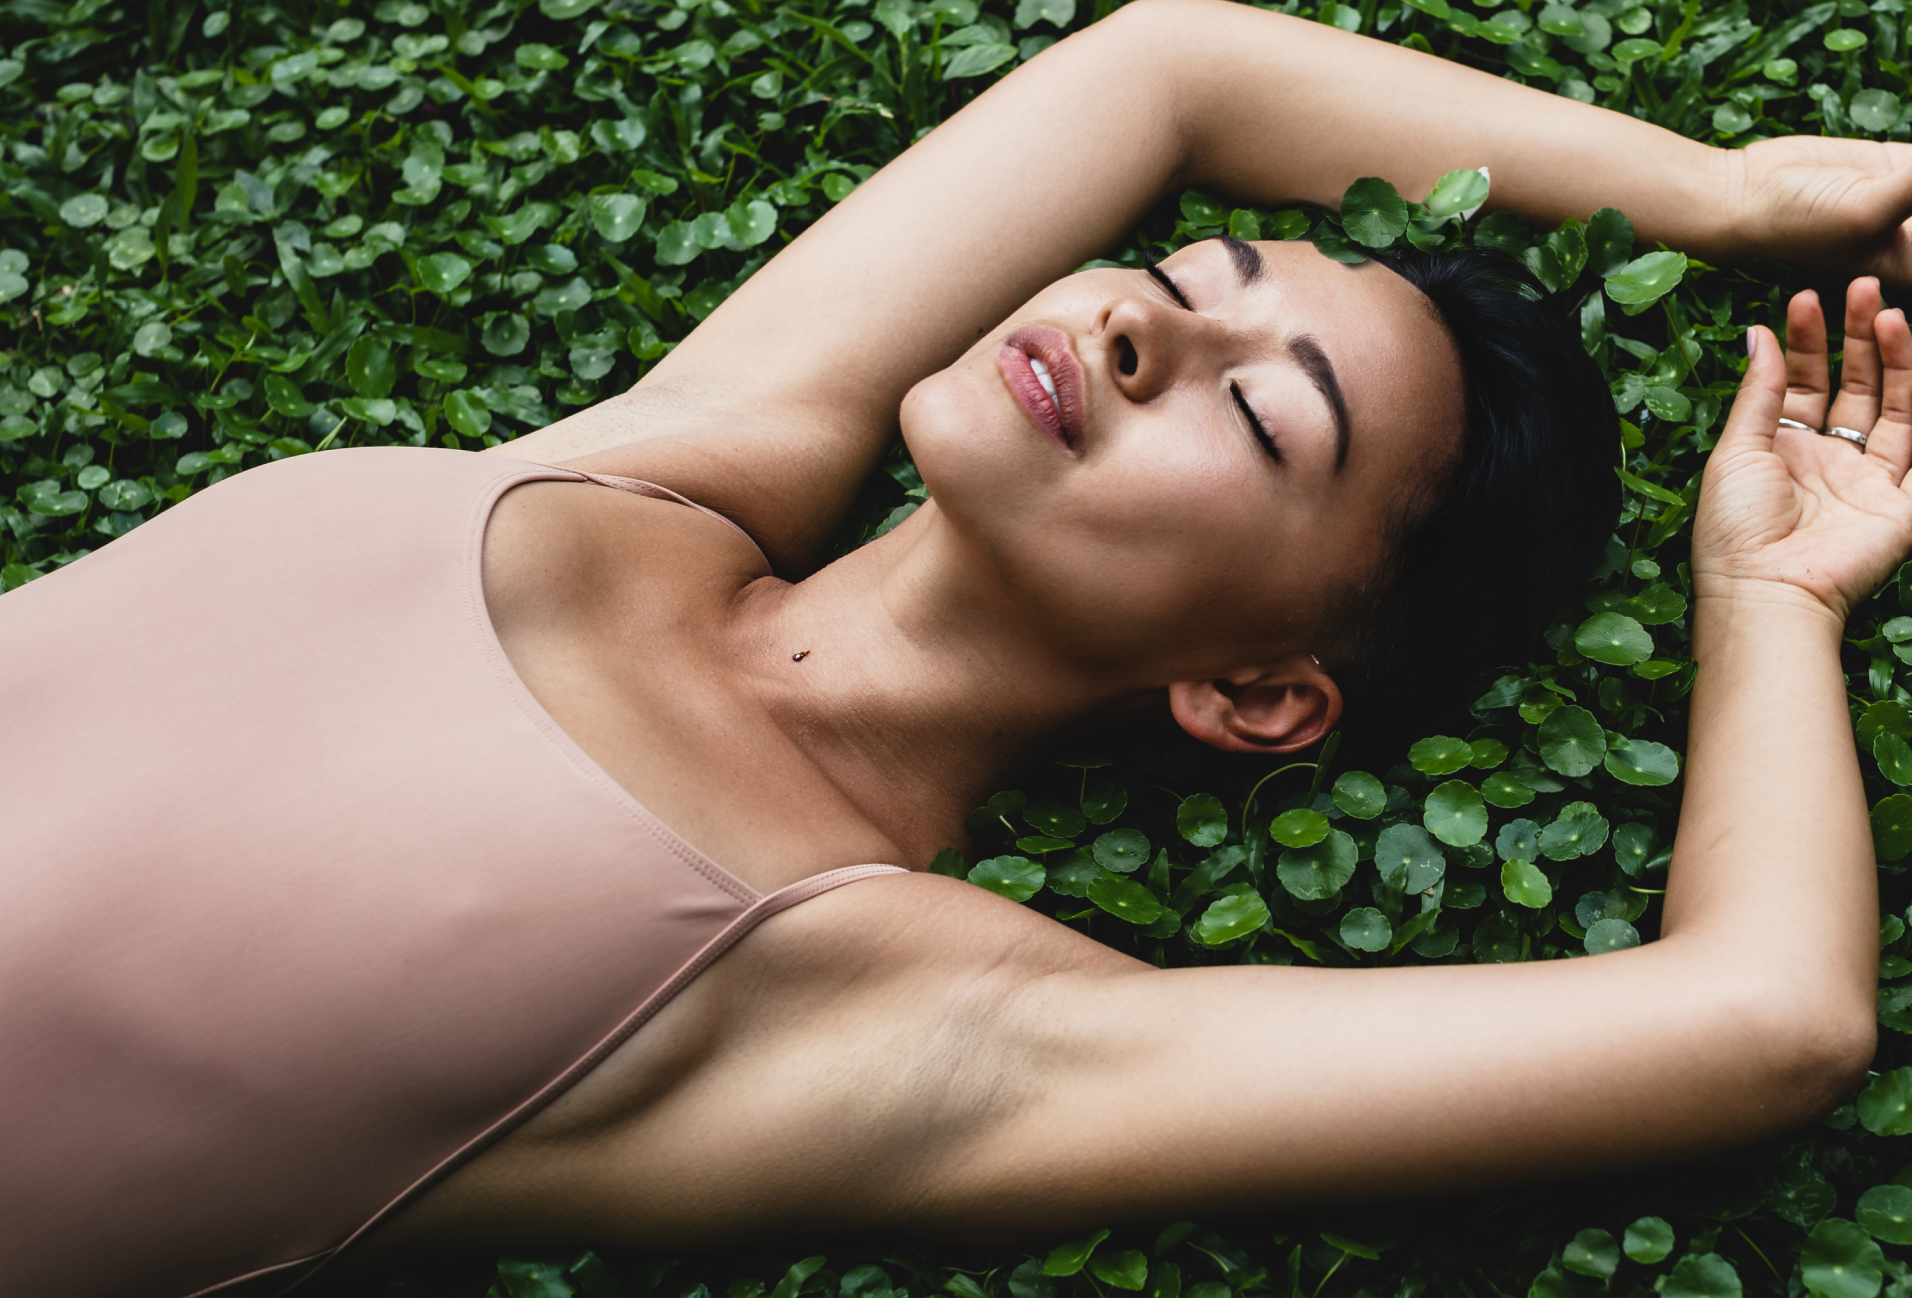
[792,650,810,662]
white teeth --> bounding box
[1028,356,1059,407]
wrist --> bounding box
[1691,574,1848,657]
[1700,145,1756,264]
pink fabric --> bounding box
[0,448,904,1298]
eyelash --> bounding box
[1142,255,1280,463]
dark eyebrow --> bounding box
[1288,333,1351,473]
[1217,235,1264,286]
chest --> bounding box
[479,478,905,893]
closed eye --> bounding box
[1231,382,1279,462]
[1143,253,1192,310]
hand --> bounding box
[1693,278,1912,623]
[1732,139,1912,288]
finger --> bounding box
[1869,307,1912,484]
[1719,325,1791,458]
[1827,277,1886,435]
[1784,289,1831,430]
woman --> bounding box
[5,1,1912,1293]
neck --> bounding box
[724,504,1145,864]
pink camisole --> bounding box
[0,447,905,1298]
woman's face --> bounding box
[900,237,1465,682]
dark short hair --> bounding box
[1323,247,1620,747]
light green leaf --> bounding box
[418,252,473,294]
[1857,1185,1912,1244]
[1575,611,1652,665]
[444,390,492,438]
[1563,1229,1619,1279]
[943,43,1018,78]
[1088,1251,1147,1292]
[1662,1253,1741,1298]
[1088,873,1165,924]
[1014,0,1076,27]
[1375,823,1445,893]
[1424,167,1489,220]
[1501,858,1552,908]
[1584,917,1640,954]
[967,855,1044,902]
[1044,1229,1111,1277]
[1193,892,1270,947]
[1424,780,1487,847]
[1409,735,1474,775]
[1271,808,1330,848]
[1605,737,1681,786]
[1859,1068,1912,1135]
[1482,771,1536,808]
[1604,250,1687,306]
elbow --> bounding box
[1724,976,1876,1133]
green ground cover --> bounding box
[6,0,1912,1292]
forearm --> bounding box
[1145,0,1732,256]
[1663,584,1877,1010]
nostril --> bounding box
[1117,335,1137,377]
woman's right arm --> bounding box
[494,0,1912,570]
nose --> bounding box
[1096,295,1212,405]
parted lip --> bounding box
[997,325,1085,454]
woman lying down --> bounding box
[6,0,1912,1293]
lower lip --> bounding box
[996,345,1073,452]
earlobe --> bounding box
[1167,657,1343,754]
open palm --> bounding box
[1695,280,1912,621]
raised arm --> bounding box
[495,0,1912,570]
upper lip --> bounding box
[1000,325,1086,454]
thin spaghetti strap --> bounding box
[573,471,768,566]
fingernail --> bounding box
[1746,329,1759,358]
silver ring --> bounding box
[1825,425,1870,449]
[1779,418,1817,432]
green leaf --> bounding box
[1424,167,1489,220]
[1092,828,1151,873]
[944,43,1018,78]
[1375,823,1444,893]
[59,193,108,228]
[418,252,473,295]
[1482,771,1536,808]
[1623,1217,1675,1264]
[1014,0,1076,27]
[1088,873,1166,924]
[726,199,779,249]
[1331,770,1387,818]
[1271,808,1330,848]
[1605,737,1680,786]
[444,389,492,438]
[484,314,531,357]
[967,855,1044,902]
[1082,783,1128,824]
[1501,858,1552,908]
[1192,892,1271,946]
[1024,800,1086,838]
[1539,706,1606,777]
[1562,1229,1619,1279]
[1045,1229,1111,1277]
[1853,89,1904,132]
[1540,803,1609,860]
[1613,822,1659,875]
[1857,1185,1912,1244]
[592,194,648,243]
[1801,1219,1884,1298]
[1604,250,1688,306]
[1088,1252,1148,1292]
[345,337,397,399]
[1409,735,1474,775]
[1662,1254,1741,1298]
[1826,26,1868,50]
[1583,917,1640,954]
[1873,794,1912,862]
[1340,177,1410,248]
[769,1257,829,1298]
[1575,611,1653,665]
[1177,793,1228,846]
[265,374,316,418]
[1277,829,1359,900]
[1424,780,1487,847]
[1859,1068,1912,1135]
[1340,906,1393,952]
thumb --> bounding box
[1716,326,1788,457]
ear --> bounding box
[1166,655,1343,754]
